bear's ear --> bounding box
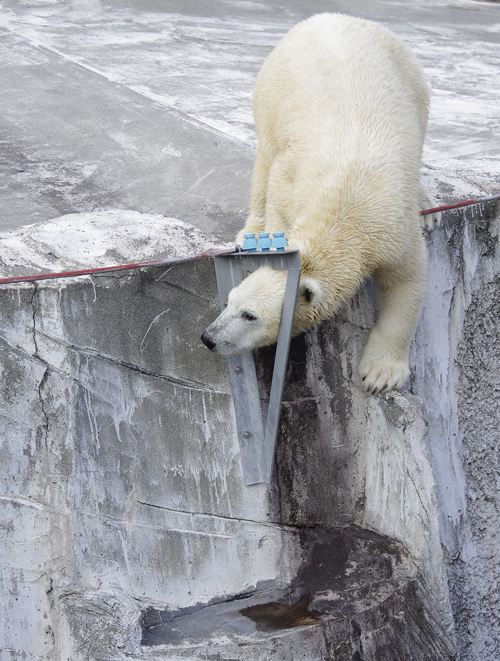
[298,277,323,308]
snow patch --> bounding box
[0,209,231,277]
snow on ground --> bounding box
[0,210,230,276]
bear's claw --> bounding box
[357,359,409,395]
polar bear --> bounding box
[201,13,440,394]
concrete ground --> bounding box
[0,0,499,242]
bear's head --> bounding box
[201,266,324,355]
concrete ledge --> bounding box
[140,528,455,661]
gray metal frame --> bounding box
[213,251,302,485]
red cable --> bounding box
[0,247,236,285]
[0,192,498,286]
[420,193,500,216]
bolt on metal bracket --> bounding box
[213,250,302,485]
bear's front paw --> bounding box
[357,358,409,395]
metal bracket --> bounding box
[213,250,301,485]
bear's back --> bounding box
[254,14,429,161]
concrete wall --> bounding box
[0,232,300,659]
[0,201,499,659]
[413,199,500,660]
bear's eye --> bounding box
[241,311,257,321]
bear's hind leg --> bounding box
[357,247,427,394]
[419,185,442,232]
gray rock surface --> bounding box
[0,218,456,659]
[0,1,499,659]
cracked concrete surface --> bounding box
[0,0,499,659]
[0,248,459,660]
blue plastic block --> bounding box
[242,233,257,252]
[272,232,288,251]
[257,233,272,252]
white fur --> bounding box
[202,14,439,394]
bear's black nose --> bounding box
[201,330,216,351]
